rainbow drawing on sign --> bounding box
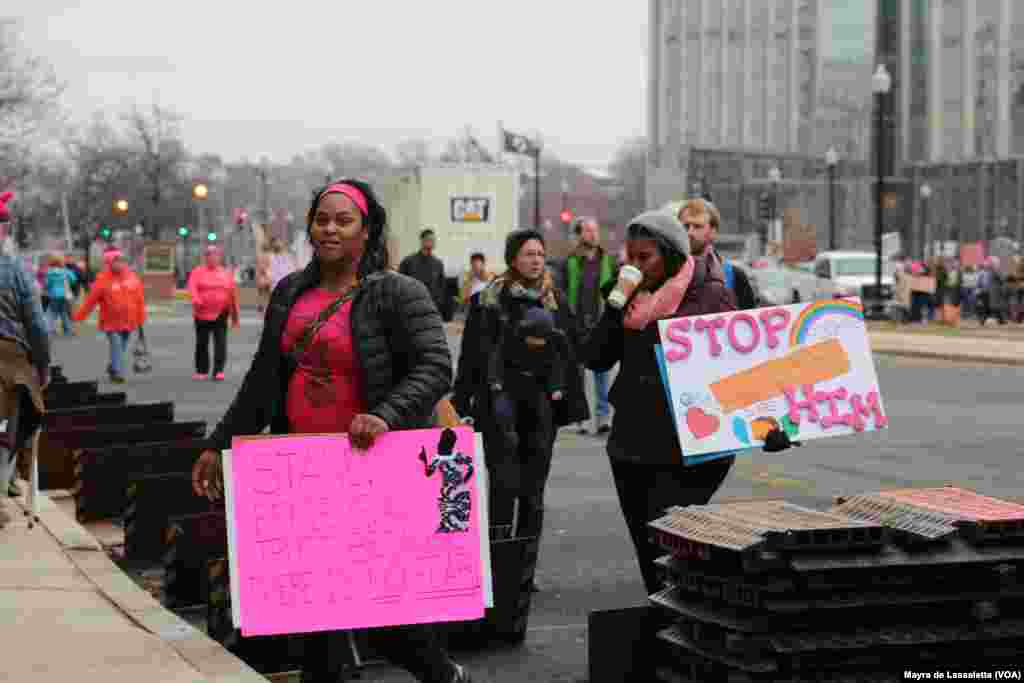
[789,299,865,346]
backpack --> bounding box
[722,259,736,291]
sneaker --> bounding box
[213,372,226,381]
[193,373,206,381]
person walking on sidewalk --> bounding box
[72,250,146,383]
[561,217,617,434]
[453,229,588,568]
[191,179,473,683]
[400,229,448,318]
[43,254,77,337]
[459,252,494,307]
[0,197,50,528]
[188,246,240,381]
[268,236,298,293]
[977,257,1008,326]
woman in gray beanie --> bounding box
[580,209,737,595]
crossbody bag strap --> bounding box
[292,285,359,359]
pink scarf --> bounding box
[623,256,694,330]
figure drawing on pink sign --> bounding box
[419,428,474,533]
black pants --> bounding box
[609,457,734,595]
[977,291,1006,324]
[194,314,228,374]
[302,625,454,682]
[483,376,556,539]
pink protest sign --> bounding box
[225,427,484,636]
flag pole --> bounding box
[533,148,541,230]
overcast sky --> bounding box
[14,1,867,170]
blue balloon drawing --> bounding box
[732,416,751,445]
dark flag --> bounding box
[502,129,540,157]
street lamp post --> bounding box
[825,147,838,251]
[872,63,892,317]
[768,165,781,257]
[920,183,932,259]
[191,183,209,274]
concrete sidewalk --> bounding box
[869,329,1024,365]
[0,489,267,683]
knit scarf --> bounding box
[487,269,559,310]
[623,256,694,330]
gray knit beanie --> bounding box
[625,210,691,257]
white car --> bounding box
[751,266,838,305]
[812,251,896,301]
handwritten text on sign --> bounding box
[226,428,484,636]
[656,299,888,463]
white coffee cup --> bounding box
[608,265,643,309]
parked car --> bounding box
[812,251,896,301]
[751,266,837,306]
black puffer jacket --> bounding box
[207,261,452,451]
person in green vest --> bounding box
[563,217,618,434]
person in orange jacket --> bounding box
[72,249,146,383]
[187,246,240,381]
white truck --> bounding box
[378,163,521,282]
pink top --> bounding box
[280,288,366,434]
[188,265,237,321]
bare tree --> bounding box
[608,137,648,225]
[394,138,436,168]
[0,19,61,141]
[0,19,62,196]
[123,103,187,235]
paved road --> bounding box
[49,315,1024,682]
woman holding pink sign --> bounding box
[191,179,472,682]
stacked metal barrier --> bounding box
[647,490,1024,681]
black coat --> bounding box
[453,285,588,431]
[581,259,736,465]
[207,261,452,450]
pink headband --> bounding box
[321,183,369,216]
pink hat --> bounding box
[103,249,124,267]
[0,191,13,222]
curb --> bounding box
[871,347,1024,367]
[19,491,267,683]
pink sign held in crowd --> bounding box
[224,427,485,637]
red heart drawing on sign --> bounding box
[686,407,720,440]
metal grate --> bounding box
[875,487,1024,541]
[831,494,960,542]
[650,501,886,567]
[769,618,1024,653]
[657,624,778,674]
[879,487,1024,522]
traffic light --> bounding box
[758,193,772,221]
[560,209,573,225]
[99,226,112,240]
[178,226,190,238]
[206,231,217,242]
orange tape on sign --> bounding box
[709,338,851,414]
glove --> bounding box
[762,428,802,453]
[493,392,515,427]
